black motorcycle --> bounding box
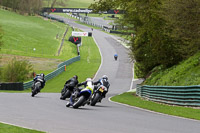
[60,84,74,100]
[31,79,43,97]
[90,85,108,106]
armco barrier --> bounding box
[57,56,80,68]
[41,13,65,23]
[23,56,80,90]
[136,85,200,106]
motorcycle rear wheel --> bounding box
[31,82,41,97]
[60,90,71,100]
[73,96,85,109]
[91,93,101,106]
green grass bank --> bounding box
[143,51,200,86]
[0,122,44,133]
[111,92,200,121]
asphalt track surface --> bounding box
[1,15,200,133]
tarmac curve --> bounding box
[0,15,200,133]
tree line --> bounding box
[90,0,200,78]
[0,0,43,15]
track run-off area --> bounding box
[0,15,200,133]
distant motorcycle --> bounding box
[31,78,43,97]
[90,85,108,106]
[72,87,93,109]
[60,84,73,100]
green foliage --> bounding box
[162,0,200,58]
[144,52,200,86]
[89,0,114,13]
[1,58,33,82]
[111,92,200,120]
[126,0,180,78]
[0,0,43,15]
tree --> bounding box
[0,0,43,15]
[162,0,200,58]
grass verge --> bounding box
[111,92,200,121]
[0,122,44,133]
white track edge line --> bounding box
[92,35,103,80]
[108,95,200,123]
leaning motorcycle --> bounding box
[72,87,93,109]
[90,85,108,106]
[60,84,73,100]
[31,79,43,97]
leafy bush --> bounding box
[1,58,33,82]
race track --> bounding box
[0,15,200,133]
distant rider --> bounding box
[32,73,46,92]
[94,75,110,98]
[114,54,118,61]
[66,78,94,107]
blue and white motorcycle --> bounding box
[72,86,93,109]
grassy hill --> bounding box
[0,9,101,92]
[0,9,80,75]
[143,52,200,86]
[0,9,77,59]
[43,0,98,8]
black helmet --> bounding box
[73,75,78,80]
[102,75,108,80]
[40,73,45,77]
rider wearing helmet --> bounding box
[32,73,46,91]
[94,75,110,97]
[66,78,94,107]
[64,75,79,90]
[77,78,94,88]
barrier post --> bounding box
[65,65,66,71]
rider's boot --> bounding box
[66,102,71,107]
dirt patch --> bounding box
[0,54,63,71]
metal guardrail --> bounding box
[23,56,80,90]
[136,84,200,106]
[57,56,80,68]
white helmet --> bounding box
[86,78,92,82]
